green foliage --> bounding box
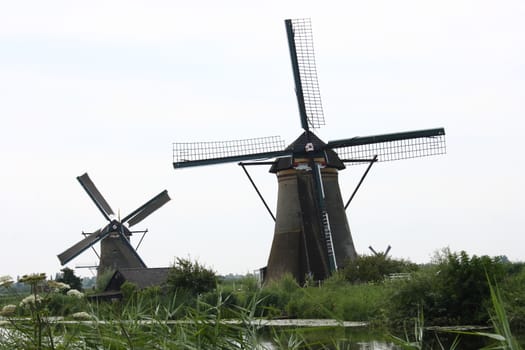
[7,273,73,349]
[119,281,137,301]
[3,259,525,349]
[46,292,86,316]
[501,263,525,331]
[387,248,507,326]
[342,254,418,283]
[259,274,301,318]
[95,268,115,292]
[199,274,263,318]
[437,250,504,321]
[486,278,523,350]
[213,272,389,322]
[56,267,82,292]
[391,276,524,350]
[238,274,261,293]
[286,274,389,321]
[167,257,218,296]
[216,274,260,299]
[33,291,293,349]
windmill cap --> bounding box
[269,131,345,173]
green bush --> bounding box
[342,254,418,283]
[47,293,87,316]
[258,274,300,318]
[387,248,506,327]
[167,257,218,296]
[56,267,83,291]
[502,263,525,331]
[120,281,137,301]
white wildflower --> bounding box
[20,294,42,307]
[0,304,16,316]
[66,289,84,298]
[0,275,13,288]
[72,311,91,320]
[19,273,46,284]
[47,280,70,291]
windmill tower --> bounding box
[58,173,171,275]
[172,19,446,284]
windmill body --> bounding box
[265,131,356,283]
[267,166,355,283]
[172,18,446,283]
[98,225,146,274]
[57,173,171,276]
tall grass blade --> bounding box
[484,276,522,350]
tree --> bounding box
[56,268,82,291]
[167,257,217,295]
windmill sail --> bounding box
[286,18,325,131]
[123,190,171,227]
[328,128,446,164]
[58,227,110,265]
[173,136,288,169]
[77,173,114,221]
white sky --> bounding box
[0,1,524,278]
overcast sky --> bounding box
[1,1,523,278]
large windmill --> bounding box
[172,18,445,283]
[58,173,171,275]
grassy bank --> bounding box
[1,249,525,348]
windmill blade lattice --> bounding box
[286,18,325,130]
[173,136,288,168]
[328,128,446,164]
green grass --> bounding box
[1,250,525,349]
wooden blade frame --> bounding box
[173,136,289,169]
[58,226,112,265]
[286,18,325,131]
[77,173,114,221]
[329,128,446,164]
[123,190,171,227]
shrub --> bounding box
[167,257,217,296]
[501,262,525,331]
[47,292,86,315]
[256,274,300,318]
[56,267,83,291]
[387,248,506,327]
[342,254,418,283]
[120,281,137,301]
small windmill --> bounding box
[58,173,171,275]
[172,18,446,283]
